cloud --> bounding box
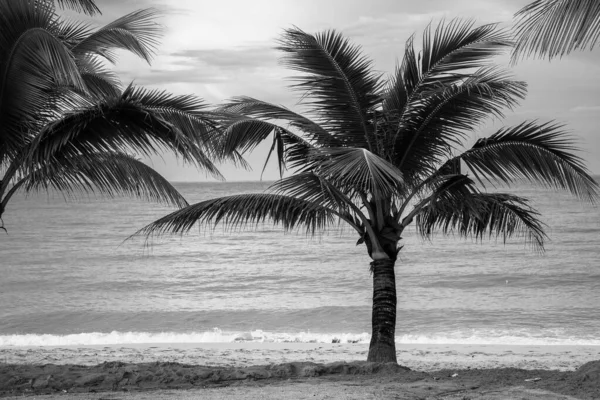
[170,46,278,70]
[114,45,280,87]
[569,105,600,113]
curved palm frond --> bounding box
[218,116,281,155]
[126,85,220,151]
[275,128,317,172]
[51,15,93,47]
[0,1,85,155]
[55,0,100,15]
[420,20,512,80]
[12,152,188,208]
[79,70,121,99]
[27,85,223,179]
[268,172,387,243]
[70,8,162,64]
[413,175,547,250]
[217,113,319,175]
[512,0,600,62]
[385,19,512,118]
[310,147,404,197]
[268,172,360,220]
[219,96,339,146]
[395,67,527,179]
[449,120,599,202]
[76,55,121,98]
[277,27,383,149]
[134,193,339,239]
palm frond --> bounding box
[452,120,599,202]
[512,0,600,62]
[268,172,377,237]
[51,15,94,47]
[80,71,121,99]
[55,0,101,15]
[268,172,358,217]
[385,20,512,118]
[218,116,280,155]
[27,85,223,179]
[310,147,403,197]
[21,152,188,208]
[395,67,527,180]
[217,114,318,175]
[277,27,383,149]
[414,175,547,250]
[125,85,220,152]
[420,20,512,80]
[70,8,162,64]
[76,55,121,98]
[219,96,338,146]
[134,193,339,239]
[0,1,85,155]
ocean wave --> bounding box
[1,329,599,347]
[0,329,370,347]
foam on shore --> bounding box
[2,329,600,347]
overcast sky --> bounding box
[84,0,600,180]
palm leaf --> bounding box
[420,20,512,78]
[277,27,383,149]
[51,15,94,47]
[216,113,318,175]
[268,172,357,216]
[80,70,121,99]
[70,8,162,64]
[27,85,222,178]
[512,0,600,62]
[395,67,527,180]
[385,20,512,119]
[413,175,547,250]
[13,152,188,208]
[219,96,339,146]
[218,116,281,155]
[134,193,339,239]
[449,120,599,202]
[0,0,85,155]
[55,0,101,15]
[76,55,121,98]
[310,147,404,197]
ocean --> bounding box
[1,180,599,347]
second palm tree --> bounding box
[137,20,598,363]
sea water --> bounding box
[1,180,599,346]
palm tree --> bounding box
[136,20,598,363]
[0,0,223,230]
[512,0,600,62]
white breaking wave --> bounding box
[1,329,599,347]
[0,329,370,347]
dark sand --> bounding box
[1,360,599,399]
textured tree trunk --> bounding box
[367,258,397,363]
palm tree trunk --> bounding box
[367,258,397,363]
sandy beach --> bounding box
[1,343,599,399]
[2,342,600,371]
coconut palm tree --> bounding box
[512,0,600,62]
[136,20,598,363]
[0,0,223,230]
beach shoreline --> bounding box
[2,342,599,371]
[1,343,599,399]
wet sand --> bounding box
[2,342,598,371]
[1,343,599,399]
